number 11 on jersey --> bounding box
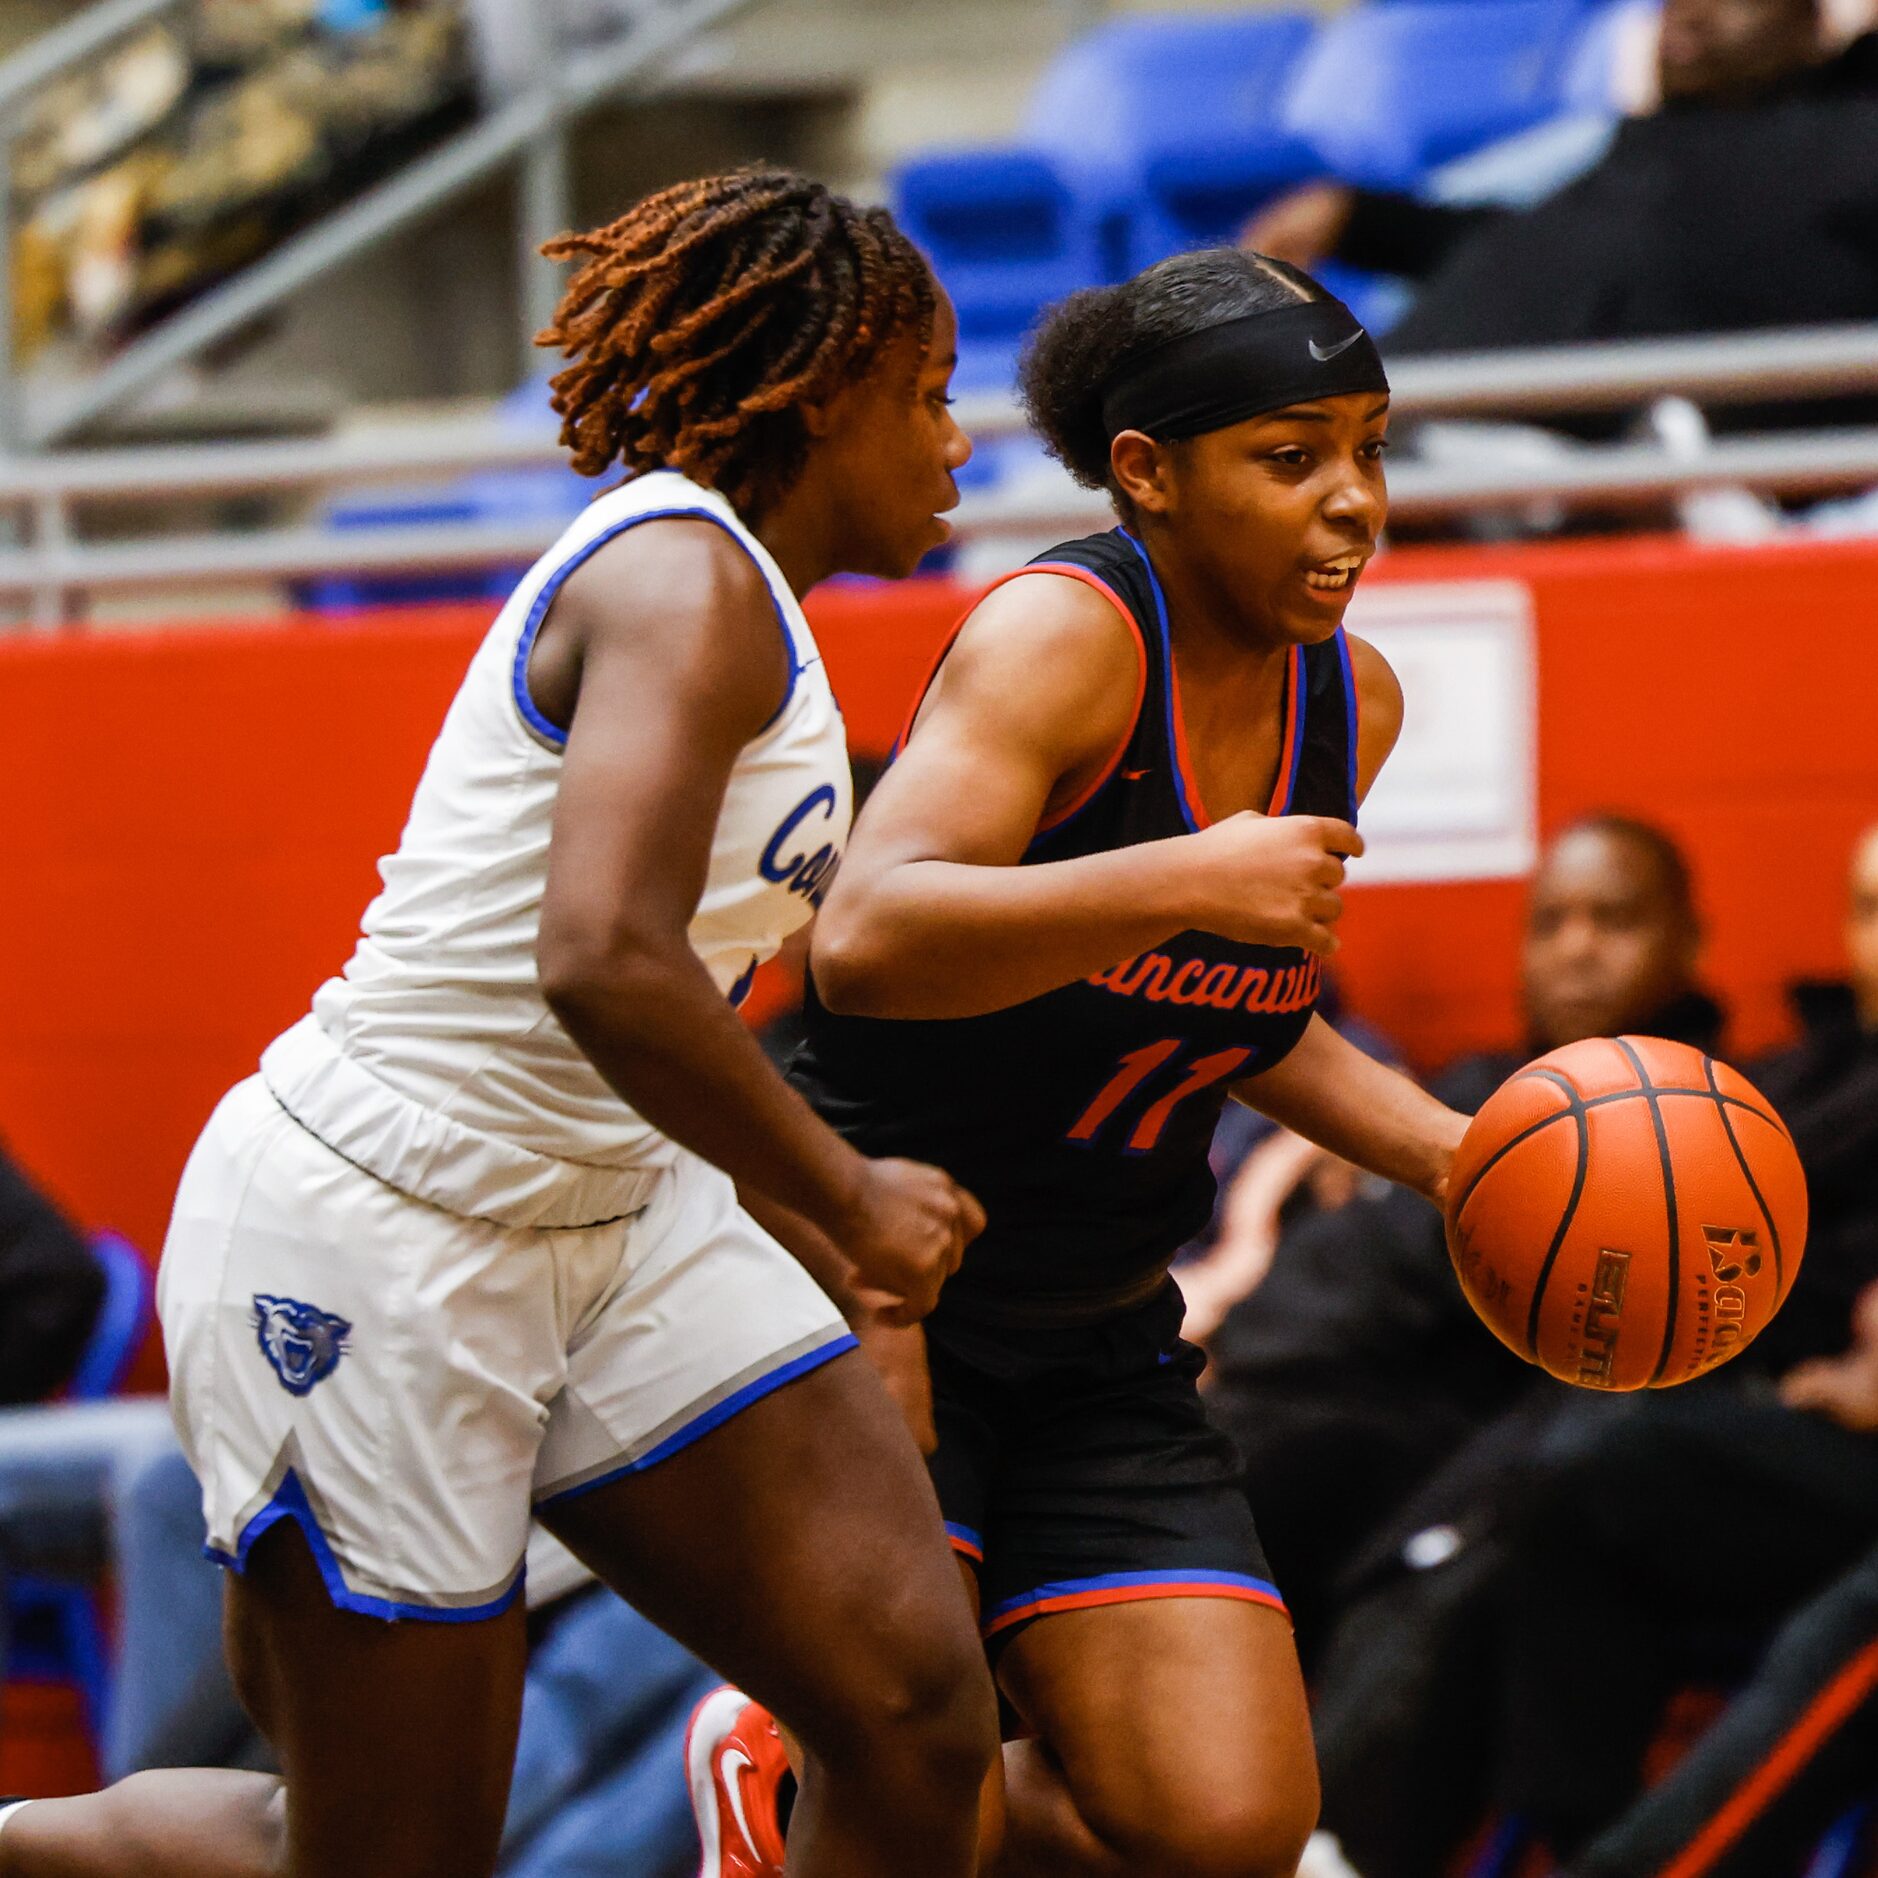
[1067,1040,1253,1154]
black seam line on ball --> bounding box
[1455,1079,1775,1227]
[1528,1077,1779,1129]
[1523,1069,1590,1361]
[1614,1038,1680,1384]
[1451,1104,1575,1222]
[1703,1053,1784,1298]
[1610,1088,1777,1126]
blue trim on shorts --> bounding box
[511,503,801,749]
[945,1521,985,1562]
[204,1468,526,1625]
[536,1332,859,1509]
[985,1567,1285,1626]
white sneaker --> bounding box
[1296,1829,1366,1878]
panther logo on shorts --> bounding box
[251,1295,352,1397]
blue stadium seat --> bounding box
[5,1234,156,1749]
[1131,124,1326,272]
[67,1233,155,1402]
[1022,12,1319,189]
[301,380,587,611]
[895,13,1324,388]
[1282,0,1597,192]
[892,149,1107,393]
[1024,12,1323,271]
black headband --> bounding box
[1099,301,1389,444]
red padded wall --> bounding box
[0,533,1873,1277]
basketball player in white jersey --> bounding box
[0,170,996,1878]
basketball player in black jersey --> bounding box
[693,248,1477,1878]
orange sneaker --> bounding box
[686,1687,788,1877]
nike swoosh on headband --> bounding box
[1100,304,1390,441]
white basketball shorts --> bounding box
[159,1076,854,1620]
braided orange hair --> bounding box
[537,167,937,516]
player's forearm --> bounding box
[737,1185,866,1318]
[543,940,868,1236]
[813,841,1197,1019]
[1236,1016,1467,1203]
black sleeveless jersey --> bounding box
[791,528,1361,1319]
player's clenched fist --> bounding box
[1184,813,1363,954]
[838,1156,987,1323]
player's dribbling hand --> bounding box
[840,1157,986,1323]
[1186,813,1363,954]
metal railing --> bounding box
[3,321,1878,626]
[0,0,758,451]
[947,321,1878,436]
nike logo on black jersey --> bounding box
[1123,767,1152,781]
[1309,332,1362,362]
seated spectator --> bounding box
[1199,813,1720,1665]
[1246,0,1878,435]
[0,1138,103,1410]
[1307,817,1878,1878]
[0,1135,119,1587]
[1561,1283,1878,1878]
[35,1433,712,1877]
[1742,819,1878,1372]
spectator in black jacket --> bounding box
[1539,1284,1878,1878]
[1561,1285,1878,1878]
[1201,814,1719,1665]
[1246,0,1878,433]
[0,1138,102,1405]
[1745,822,1878,1370]
[1307,819,1878,1878]
[0,1135,105,1683]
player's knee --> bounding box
[1104,1781,1320,1878]
[902,1662,999,1802]
[870,1636,998,1793]
[807,1618,997,1796]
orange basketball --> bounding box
[1444,1035,1807,1391]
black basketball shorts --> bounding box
[924,1279,1286,1650]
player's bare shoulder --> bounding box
[544,514,787,739]
[916,568,1147,777]
[558,513,773,638]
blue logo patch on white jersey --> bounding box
[252,1294,352,1397]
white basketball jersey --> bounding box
[261,470,852,1229]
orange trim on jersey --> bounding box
[1268,645,1304,817]
[1165,637,1301,829]
[1164,647,1212,829]
[980,1579,1288,1639]
[893,564,1149,839]
[1655,1635,1878,1878]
